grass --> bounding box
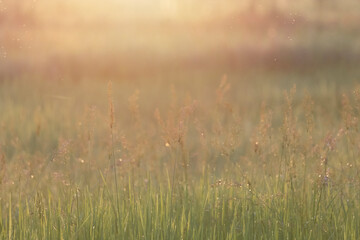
[1,1,360,238]
[6,177,360,239]
[0,70,360,239]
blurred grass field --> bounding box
[1,0,360,239]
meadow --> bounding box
[0,71,360,239]
[1,0,360,239]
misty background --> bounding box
[1,0,360,82]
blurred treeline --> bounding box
[0,0,360,81]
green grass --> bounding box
[4,177,360,239]
[0,70,360,239]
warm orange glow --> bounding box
[1,0,360,80]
